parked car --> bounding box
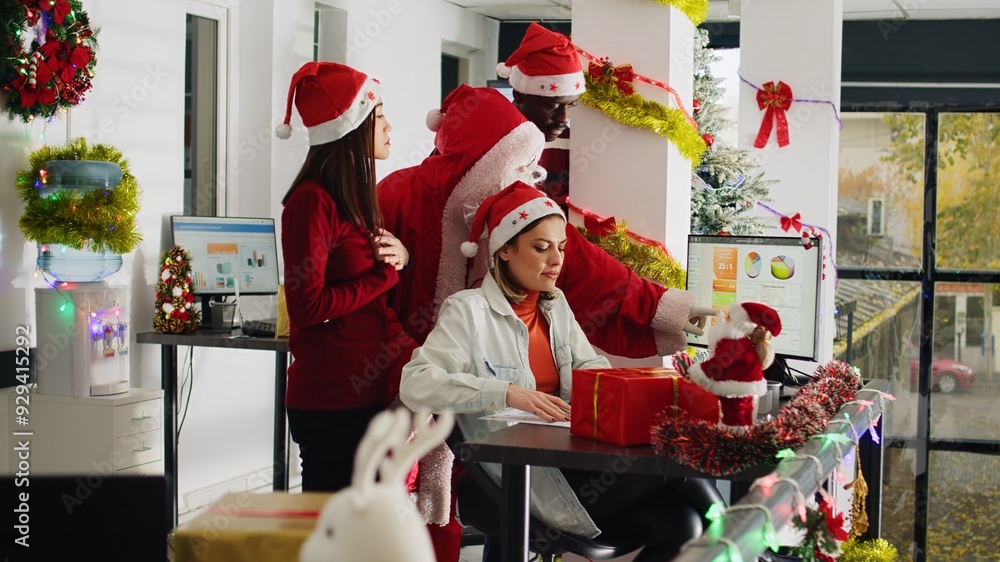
[909,355,976,393]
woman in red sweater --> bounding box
[276,61,415,492]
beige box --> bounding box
[173,492,333,562]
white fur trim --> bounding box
[416,441,455,526]
[460,241,479,258]
[688,363,767,398]
[306,78,381,146]
[496,62,512,78]
[426,109,444,132]
[653,289,697,333]
[435,122,545,314]
[655,331,689,357]
[274,123,292,139]
[727,303,756,336]
[508,67,585,97]
[488,198,564,255]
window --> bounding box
[838,110,1000,560]
[184,2,229,216]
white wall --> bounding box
[0,0,496,513]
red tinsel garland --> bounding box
[651,360,862,476]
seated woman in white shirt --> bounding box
[400,182,724,562]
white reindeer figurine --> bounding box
[299,408,454,562]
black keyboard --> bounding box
[241,318,277,338]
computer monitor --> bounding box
[170,215,280,298]
[685,235,823,361]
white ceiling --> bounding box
[447,0,1000,21]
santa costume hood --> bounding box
[378,85,544,342]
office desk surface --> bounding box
[460,423,776,480]
[136,330,289,352]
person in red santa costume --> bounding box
[685,302,782,429]
[377,85,716,561]
[499,22,581,207]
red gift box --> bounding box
[571,367,721,446]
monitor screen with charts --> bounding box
[685,235,823,361]
[170,215,280,296]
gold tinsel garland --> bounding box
[580,73,707,165]
[15,138,142,254]
[644,0,708,25]
[577,222,686,289]
[839,538,899,562]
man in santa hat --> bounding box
[498,22,581,206]
[685,302,782,429]
[377,84,714,561]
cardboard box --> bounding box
[571,367,721,446]
[173,492,332,562]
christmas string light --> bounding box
[726,504,782,551]
[574,46,698,128]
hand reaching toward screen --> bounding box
[505,384,571,423]
[683,306,719,336]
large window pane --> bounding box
[927,451,1000,560]
[935,113,1000,270]
[930,282,999,441]
[838,113,923,269]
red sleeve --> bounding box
[281,186,398,328]
[556,225,667,358]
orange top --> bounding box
[511,291,559,395]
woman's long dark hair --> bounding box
[281,110,381,233]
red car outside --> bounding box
[909,356,976,393]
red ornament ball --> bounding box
[702,133,714,147]
[693,99,702,113]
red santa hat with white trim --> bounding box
[461,181,564,258]
[728,302,782,337]
[275,61,382,146]
[497,23,584,98]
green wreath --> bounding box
[16,138,141,254]
[1,0,98,122]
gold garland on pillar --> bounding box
[644,0,709,25]
[577,222,686,290]
[581,73,707,165]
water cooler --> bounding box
[35,282,130,397]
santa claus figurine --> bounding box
[686,302,782,429]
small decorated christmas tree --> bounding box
[153,245,201,333]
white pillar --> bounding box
[570,0,694,263]
[738,0,843,364]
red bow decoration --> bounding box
[753,80,793,149]
[780,212,803,233]
[588,58,636,96]
[584,213,617,237]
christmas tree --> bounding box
[690,28,773,235]
[153,245,201,333]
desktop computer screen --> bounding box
[686,235,823,361]
[170,216,280,296]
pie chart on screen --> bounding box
[771,255,795,280]
[745,252,762,278]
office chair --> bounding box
[456,459,644,561]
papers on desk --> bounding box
[480,408,570,428]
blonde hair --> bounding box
[489,216,560,304]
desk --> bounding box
[459,379,889,562]
[458,423,776,562]
[136,330,290,527]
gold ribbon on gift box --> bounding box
[590,368,681,439]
